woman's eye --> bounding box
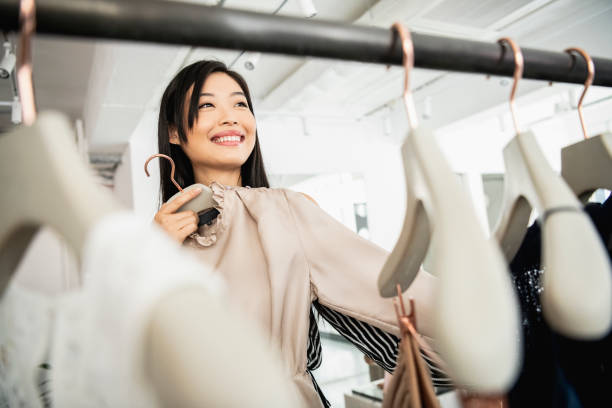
[199,102,213,109]
[236,101,248,108]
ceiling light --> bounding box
[11,97,21,124]
[0,42,16,79]
[297,0,317,18]
[383,115,392,135]
[243,51,261,70]
[423,96,432,119]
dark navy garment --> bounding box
[509,195,612,408]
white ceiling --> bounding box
[1,0,611,149]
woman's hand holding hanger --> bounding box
[154,187,203,243]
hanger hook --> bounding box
[498,38,524,135]
[17,0,36,125]
[391,22,418,130]
[144,153,183,192]
[564,47,594,140]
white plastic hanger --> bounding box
[0,0,119,295]
[492,39,612,339]
[378,24,521,393]
[560,48,612,202]
[144,154,217,225]
[0,112,120,295]
[491,38,533,262]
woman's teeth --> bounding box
[213,136,241,143]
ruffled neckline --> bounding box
[188,181,249,247]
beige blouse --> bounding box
[184,182,407,407]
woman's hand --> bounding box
[154,187,203,243]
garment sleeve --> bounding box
[311,301,452,387]
[284,190,451,386]
[284,189,411,335]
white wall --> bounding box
[12,228,80,294]
[123,108,162,220]
[436,85,612,174]
[112,144,134,209]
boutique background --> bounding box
[2,0,612,407]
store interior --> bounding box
[2,0,612,407]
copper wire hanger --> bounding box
[498,38,524,135]
[17,0,36,125]
[564,47,595,140]
[391,22,418,131]
[393,283,417,337]
[392,283,448,374]
[144,153,183,192]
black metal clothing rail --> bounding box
[1,0,612,87]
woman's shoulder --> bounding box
[243,186,318,206]
[299,192,318,206]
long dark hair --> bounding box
[157,60,269,203]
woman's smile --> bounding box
[211,129,245,146]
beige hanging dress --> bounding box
[184,182,413,407]
[382,317,440,408]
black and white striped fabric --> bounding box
[306,301,452,407]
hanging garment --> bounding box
[0,212,224,408]
[382,324,440,408]
[185,182,449,407]
[0,283,54,408]
[50,212,226,407]
[508,194,612,407]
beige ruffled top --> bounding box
[185,182,405,407]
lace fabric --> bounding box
[189,182,250,247]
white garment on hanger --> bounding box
[0,283,54,408]
[50,212,225,407]
[1,212,226,407]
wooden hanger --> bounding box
[492,39,612,339]
[560,48,612,202]
[144,154,217,226]
[378,24,521,393]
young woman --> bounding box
[153,60,442,407]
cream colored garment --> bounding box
[186,183,408,407]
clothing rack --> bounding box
[1,0,612,87]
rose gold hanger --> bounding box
[392,283,448,373]
[498,38,523,135]
[144,153,183,192]
[393,283,417,336]
[17,0,36,125]
[391,22,418,131]
[565,47,594,140]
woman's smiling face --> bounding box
[171,71,257,173]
